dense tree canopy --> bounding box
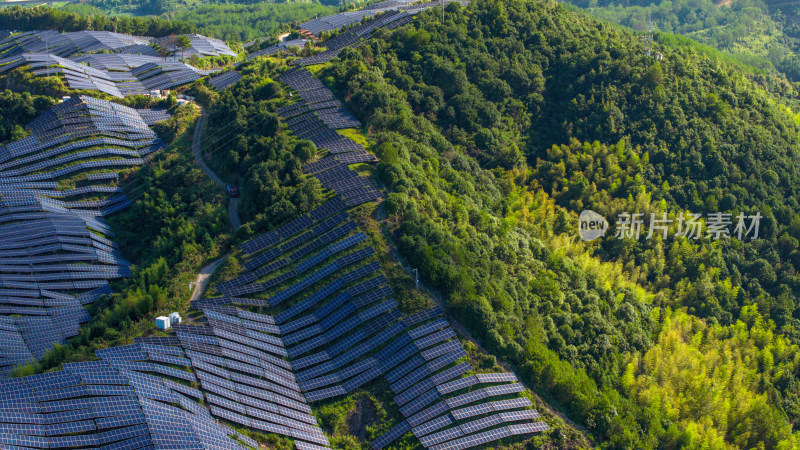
[199,58,325,236]
[0,6,194,36]
[0,90,54,145]
[564,0,800,81]
[166,3,334,42]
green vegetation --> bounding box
[0,89,54,145]
[564,0,800,81]
[0,5,194,36]
[625,306,798,448]
[320,0,800,446]
[167,3,335,42]
[53,0,340,43]
[85,0,375,16]
[194,58,326,238]
[2,1,329,47]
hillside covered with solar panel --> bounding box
[0,195,552,449]
[0,30,234,97]
[0,95,176,377]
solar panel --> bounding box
[415,328,457,351]
[408,318,449,339]
[208,70,242,90]
[498,409,540,422]
[419,424,463,447]
[475,372,518,384]
[400,387,441,417]
[427,347,468,372]
[430,426,512,450]
[412,413,454,438]
[437,375,477,395]
[429,363,472,387]
[342,365,384,393]
[507,421,550,435]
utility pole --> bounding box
[413,268,419,290]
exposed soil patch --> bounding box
[346,395,379,441]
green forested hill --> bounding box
[165,3,334,42]
[193,59,327,234]
[46,3,332,42]
[563,0,800,81]
[0,90,54,145]
[321,0,800,446]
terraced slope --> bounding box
[0,96,169,376]
[0,30,233,97]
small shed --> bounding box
[169,312,182,325]
[156,316,171,331]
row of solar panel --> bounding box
[225,216,354,288]
[0,30,235,59]
[295,10,414,66]
[240,196,346,255]
[209,70,242,90]
[2,115,542,450]
[0,135,162,166]
[274,68,384,207]
[247,39,309,60]
[5,52,209,98]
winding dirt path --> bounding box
[190,255,228,302]
[192,104,242,230]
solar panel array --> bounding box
[298,1,434,38]
[0,30,151,58]
[0,52,209,98]
[0,345,258,450]
[291,0,465,68]
[247,39,309,60]
[2,193,547,448]
[0,30,235,59]
[0,96,170,377]
[150,33,237,57]
[275,68,382,208]
[206,197,545,448]
[0,14,545,447]
[295,10,413,66]
[209,70,242,90]
[0,30,236,97]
